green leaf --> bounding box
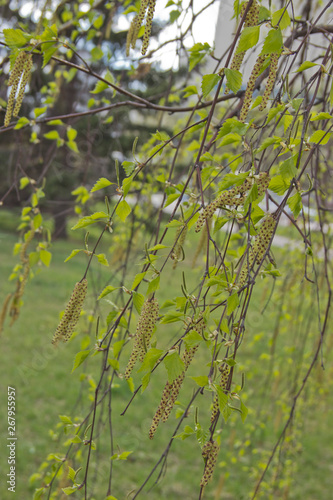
[116,200,131,222]
[261,28,283,55]
[59,415,73,424]
[91,80,109,94]
[40,250,52,267]
[256,136,280,152]
[133,292,145,314]
[279,157,297,180]
[271,8,290,30]
[243,183,258,212]
[190,376,208,387]
[240,399,248,423]
[44,130,60,140]
[91,177,113,193]
[131,272,147,290]
[33,488,45,499]
[183,330,203,349]
[96,253,109,266]
[19,176,30,189]
[224,68,242,94]
[236,26,260,53]
[227,292,239,315]
[67,141,79,153]
[216,118,248,140]
[42,45,58,67]
[147,275,160,295]
[148,244,168,251]
[296,61,317,73]
[33,213,43,230]
[309,130,331,145]
[62,486,78,495]
[71,213,108,230]
[34,107,47,118]
[160,311,184,324]
[188,42,211,71]
[122,161,136,176]
[14,117,30,130]
[215,386,229,412]
[64,249,83,262]
[98,285,118,300]
[68,466,76,482]
[183,85,198,97]
[287,192,302,218]
[67,127,77,141]
[269,175,289,195]
[201,74,220,98]
[164,351,185,384]
[4,29,31,49]
[122,175,134,197]
[310,112,332,121]
[72,350,91,372]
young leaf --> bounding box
[287,192,302,218]
[190,376,208,387]
[201,74,220,98]
[309,130,331,145]
[98,285,119,300]
[236,26,260,53]
[116,200,131,222]
[227,292,239,315]
[91,177,113,193]
[261,28,283,55]
[72,350,91,372]
[271,8,291,30]
[164,351,185,383]
[224,68,242,94]
[131,272,147,290]
[133,292,145,314]
[147,275,160,295]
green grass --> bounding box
[0,215,332,500]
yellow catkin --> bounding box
[0,293,12,334]
[126,0,150,55]
[195,173,270,233]
[210,365,230,423]
[238,215,276,286]
[200,440,220,487]
[13,54,33,118]
[225,1,259,94]
[192,218,211,267]
[4,52,30,127]
[149,316,204,438]
[124,298,159,379]
[259,52,281,111]
[52,279,88,345]
[141,0,156,55]
[239,54,266,122]
[171,223,187,269]
[9,264,31,325]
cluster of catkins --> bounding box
[52,279,88,345]
[5,51,33,127]
[240,50,282,121]
[195,172,270,233]
[210,365,230,424]
[149,316,204,439]
[124,298,159,379]
[225,0,260,94]
[200,440,220,487]
[238,214,276,286]
[171,223,187,269]
[126,0,156,56]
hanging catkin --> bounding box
[5,52,33,126]
[52,279,88,345]
[225,0,260,94]
[124,298,159,379]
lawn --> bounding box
[0,212,332,500]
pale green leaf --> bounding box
[147,275,160,295]
[98,285,118,300]
[164,351,185,384]
[236,26,260,53]
[40,250,52,267]
[271,8,290,30]
[64,249,83,262]
[296,61,317,73]
[224,68,242,94]
[116,200,132,222]
[96,253,109,266]
[91,177,113,192]
[133,292,145,314]
[287,192,302,218]
[201,74,220,98]
[72,350,91,372]
[261,28,283,55]
[131,272,147,290]
[190,376,208,387]
[227,292,239,315]
[309,130,331,145]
